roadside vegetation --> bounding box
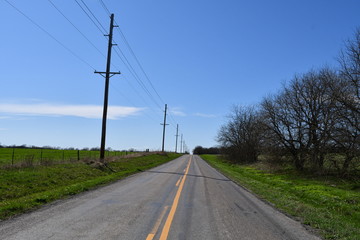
[201,154,360,240]
[195,28,360,240]
[214,28,360,175]
[0,145,134,166]
[0,152,182,220]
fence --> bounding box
[0,148,129,166]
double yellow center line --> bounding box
[146,155,192,240]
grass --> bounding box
[0,148,129,166]
[201,154,360,240]
[0,152,182,220]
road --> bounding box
[0,155,320,240]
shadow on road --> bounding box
[145,170,231,182]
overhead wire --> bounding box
[74,0,106,35]
[79,0,108,33]
[115,24,166,105]
[80,0,164,113]
[3,0,96,71]
[5,0,178,149]
[113,47,163,110]
[109,81,159,124]
[89,1,180,133]
[48,0,106,59]
[96,1,165,110]
[72,0,164,123]
[99,0,111,16]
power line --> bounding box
[4,0,95,70]
[113,46,163,110]
[79,0,108,33]
[48,0,106,58]
[97,1,166,110]
[74,0,106,35]
[115,25,166,105]
[109,81,159,124]
[96,1,179,130]
[99,0,111,16]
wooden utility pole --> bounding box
[180,134,183,153]
[161,104,169,152]
[95,14,120,162]
[175,124,179,153]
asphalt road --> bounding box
[0,155,321,240]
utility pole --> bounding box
[161,104,169,152]
[175,124,179,153]
[95,13,120,162]
[180,134,183,153]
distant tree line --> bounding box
[193,146,221,155]
[216,29,360,175]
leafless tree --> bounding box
[261,69,338,171]
[331,29,360,173]
[217,105,263,163]
[338,28,360,114]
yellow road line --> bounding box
[175,176,182,187]
[146,206,169,240]
[146,233,155,240]
[159,155,192,240]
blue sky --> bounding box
[1,0,360,152]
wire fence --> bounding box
[0,148,132,166]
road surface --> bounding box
[0,155,320,240]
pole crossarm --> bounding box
[94,71,120,78]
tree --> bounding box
[193,146,220,155]
[331,29,360,173]
[261,69,338,171]
[217,105,263,163]
[338,28,360,117]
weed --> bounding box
[0,153,182,220]
[22,154,34,168]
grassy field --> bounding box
[201,154,360,240]
[0,152,182,220]
[0,148,129,166]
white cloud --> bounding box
[194,113,216,118]
[0,103,143,120]
[169,107,186,117]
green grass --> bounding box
[201,154,360,240]
[0,148,128,166]
[0,152,182,220]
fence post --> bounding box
[40,149,43,162]
[77,150,80,161]
[12,148,15,165]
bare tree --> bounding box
[261,69,338,171]
[328,29,360,173]
[217,105,263,163]
[338,28,360,117]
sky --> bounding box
[1,0,360,152]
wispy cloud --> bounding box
[169,107,187,117]
[0,103,144,120]
[194,113,217,118]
